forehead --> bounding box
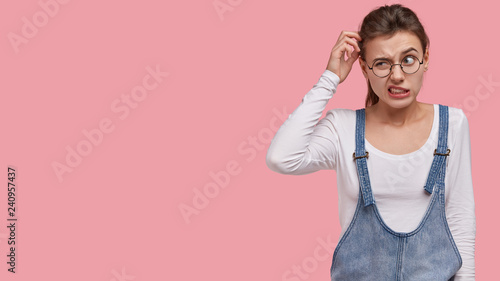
[364,31,422,60]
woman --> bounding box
[266,4,475,280]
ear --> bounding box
[359,57,368,79]
[423,47,429,71]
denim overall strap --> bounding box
[423,104,450,194]
[354,109,375,206]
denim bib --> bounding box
[330,105,462,281]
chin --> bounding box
[377,95,417,109]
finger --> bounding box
[343,37,361,53]
[333,42,349,61]
[340,30,362,42]
[335,34,361,53]
[346,49,359,64]
[343,43,352,62]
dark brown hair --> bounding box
[358,4,430,107]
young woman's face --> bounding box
[359,31,429,109]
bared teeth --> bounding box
[389,88,407,94]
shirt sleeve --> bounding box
[266,69,340,174]
[445,109,476,280]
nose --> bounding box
[390,64,405,81]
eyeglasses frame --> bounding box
[363,55,425,78]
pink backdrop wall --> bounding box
[1,0,497,280]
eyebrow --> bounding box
[373,47,419,61]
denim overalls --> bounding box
[330,105,462,281]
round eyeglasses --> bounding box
[364,55,424,78]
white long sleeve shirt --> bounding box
[266,69,476,279]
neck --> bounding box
[369,100,423,126]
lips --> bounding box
[387,86,410,98]
[388,86,409,92]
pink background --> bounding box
[1,0,498,280]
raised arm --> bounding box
[266,30,362,174]
[265,70,340,174]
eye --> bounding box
[402,55,416,65]
[374,60,389,67]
